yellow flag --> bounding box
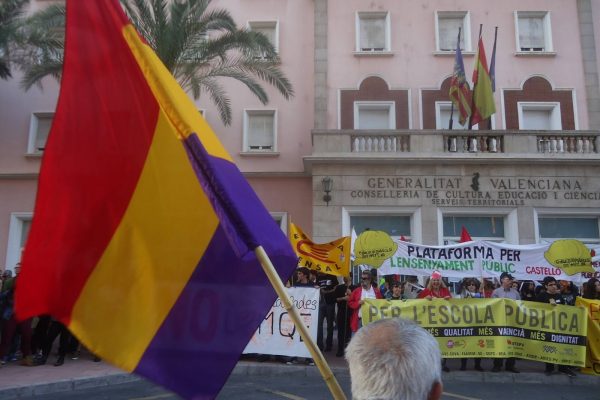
[289,223,350,277]
[576,297,600,375]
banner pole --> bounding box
[254,246,348,400]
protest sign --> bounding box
[376,239,593,282]
[243,287,319,358]
[363,298,587,367]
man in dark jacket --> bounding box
[535,276,576,377]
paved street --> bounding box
[10,373,599,400]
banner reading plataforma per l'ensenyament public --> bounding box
[375,239,594,282]
[243,287,319,358]
[362,298,587,367]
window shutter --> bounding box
[519,16,544,50]
[358,108,390,129]
[522,109,552,129]
[253,26,275,46]
[438,17,464,51]
[248,113,274,150]
[360,17,386,50]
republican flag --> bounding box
[290,223,350,277]
[470,36,496,127]
[14,1,296,399]
[448,29,471,125]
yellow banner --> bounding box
[363,298,587,367]
[576,297,600,375]
[289,223,350,277]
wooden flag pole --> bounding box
[255,246,348,400]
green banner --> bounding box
[362,298,587,367]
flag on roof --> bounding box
[290,223,350,277]
[489,27,498,93]
[448,29,471,126]
[14,1,296,399]
[470,36,496,126]
[459,226,473,243]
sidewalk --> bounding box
[0,349,598,399]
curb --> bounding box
[0,373,139,400]
[0,362,597,399]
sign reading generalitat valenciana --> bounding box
[363,298,587,367]
[348,175,600,207]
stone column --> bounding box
[578,0,600,129]
[314,0,328,129]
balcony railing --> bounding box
[309,129,600,163]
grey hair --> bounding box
[346,318,442,400]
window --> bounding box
[538,216,600,243]
[518,102,561,130]
[248,21,278,59]
[351,215,411,240]
[435,102,469,130]
[243,110,276,152]
[443,215,505,243]
[6,213,32,271]
[515,11,553,52]
[436,11,471,52]
[271,212,288,233]
[356,12,390,52]
[354,102,395,129]
[28,112,53,154]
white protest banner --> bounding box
[243,287,319,358]
[377,239,593,282]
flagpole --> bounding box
[448,27,461,130]
[487,26,498,130]
[468,24,483,130]
[255,246,348,400]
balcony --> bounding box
[305,129,600,168]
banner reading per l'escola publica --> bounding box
[376,239,594,282]
[362,298,587,367]
[243,287,319,358]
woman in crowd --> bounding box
[583,277,600,300]
[418,271,451,372]
[559,280,579,305]
[458,278,484,372]
[460,278,483,299]
[519,281,536,301]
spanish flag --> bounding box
[15,1,296,399]
[470,36,496,127]
[290,223,350,277]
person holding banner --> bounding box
[536,276,577,377]
[418,271,452,372]
[385,281,405,300]
[348,271,382,333]
[334,275,354,357]
[459,279,484,372]
[418,271,451,300]
[346,318,443,400]
[583,277,600,300]
[491,272,521,373]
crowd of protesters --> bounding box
[281,266,600,376]
[0,264,100,368]
[3,260,600,376]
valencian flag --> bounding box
[14,1,297,399]
[448,29,471,125]
[470,36,496,126]
[290,223,350,277]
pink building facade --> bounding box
[2,0,600,271]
